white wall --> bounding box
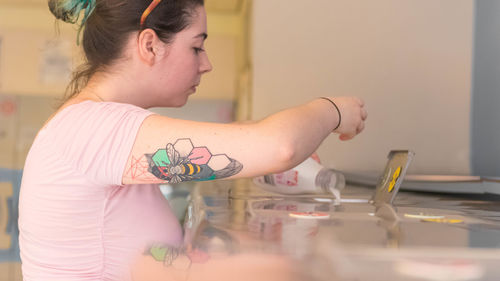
[251,0,473,175]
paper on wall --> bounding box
[39,39,72,85]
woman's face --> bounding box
[153,5,212,107]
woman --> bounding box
[18,0,367,280]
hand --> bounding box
[326,96,367,141]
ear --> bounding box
[137,29,167,66]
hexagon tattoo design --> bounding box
[145,138,243,183]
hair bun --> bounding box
[48,0,96,25]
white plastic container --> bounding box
[253,157,345,200]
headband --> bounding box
[140,0,162,28]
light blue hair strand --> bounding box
[53,0,96,44]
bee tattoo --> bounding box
[146,138,243,184]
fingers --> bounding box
[329,96,367,141]
[340,120,364,141]
[339,134,353,141]
[356,121,365,134]
[310,152,321,163]
[361,107,368,121]
[356,100,367,134]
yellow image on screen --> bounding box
[388,166,402,193]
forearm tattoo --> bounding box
[144,245,193,273]
[146,244,188,267]
[126,138,243,183]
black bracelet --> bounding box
[319,97,341,131]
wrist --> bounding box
[319,97,341,132]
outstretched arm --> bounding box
[123,97,366,185]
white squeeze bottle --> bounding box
[253,157,346,200]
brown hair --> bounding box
[48,0,204,102]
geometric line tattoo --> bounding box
[125,155,164,182]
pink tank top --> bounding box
[19,101,183,281]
